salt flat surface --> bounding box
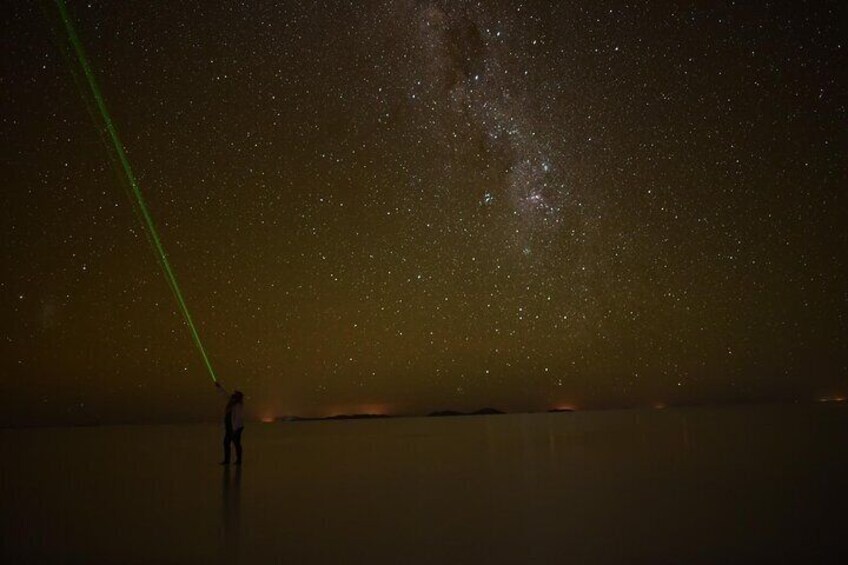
[2,404,847,564]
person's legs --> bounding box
[233,428,243,464]
[222,428,233,464]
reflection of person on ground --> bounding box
[221,463,242,558]
[216,382,244,465]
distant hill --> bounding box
[326,413,393,420]
[427,408,505,417]
[276,413,393,422]
[472,407,504,415]
[274,407,509,423]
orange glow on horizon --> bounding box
[819,396,846,403]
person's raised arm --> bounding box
[215,381,229,397]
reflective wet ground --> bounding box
[2,404,847,563]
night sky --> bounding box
[2,1,846,426]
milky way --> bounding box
[409,1,572,254]
[2,1,845,425]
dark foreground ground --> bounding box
[2,404,847,564]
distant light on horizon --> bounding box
[818,396,846,404]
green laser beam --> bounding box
[55,0,218,383]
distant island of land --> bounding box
[427,407,505,417]
[275,407,512,422]
[264,398,848,424]
[280,413,394,422]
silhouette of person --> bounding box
[216,382,244,465]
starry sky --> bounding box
[2,1,846,426]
